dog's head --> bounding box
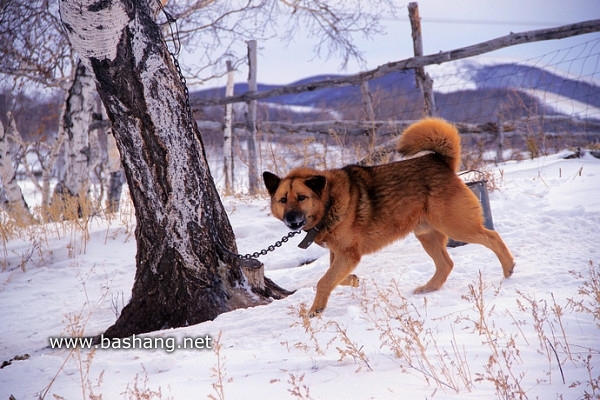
[263,169,327,231]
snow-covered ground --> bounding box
[1,151,599,399]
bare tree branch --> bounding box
[158,0,396,85]
[0,0,75,90]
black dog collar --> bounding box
[298,227,319,249]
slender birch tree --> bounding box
[51,61,96,215]
[0,117,32,224]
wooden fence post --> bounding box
[360,79,375,123]
[496,115,505,163]
[246,40,259,194]
[223,60,235,193]
[408,2,436,117]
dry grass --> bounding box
[123,367,172,400]
[287,373,315,400]
[208,331,231,400]
[280,263,600,399]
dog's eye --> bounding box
[279,197,287,204]
[298,195,307,202]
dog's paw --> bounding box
[306,307,324,318]
[413,284,437,294]
[504,262,516,278]
[341,274,360,287]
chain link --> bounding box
[160,7,302,261]
[238,230,302,259]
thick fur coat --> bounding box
[263,118,515,316]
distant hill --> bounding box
[191,61,600,126]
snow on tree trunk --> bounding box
[0,117,32,224]
[60,0,290,337]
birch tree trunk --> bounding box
[41,116,66,215]
[245,40,259,194]
[223,60,235,194]
[0,118,32,224]
[60,0,290,337]
[105,116,124,213]
[52,60,96,215]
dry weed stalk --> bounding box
[327,319,372,372]
[208,331,231,400]
[123,366,172,400]
[566,261,600,398]
[516,288,573,385]
[38,265,109,400]
[461,272,526,399]
[568,261,600,329]
[359,279,466,393]
[288,304,330,356]
[286,304,371,371]
[287,373,315,400]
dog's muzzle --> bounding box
[283,210,306,230]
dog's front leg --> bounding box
[308,249,361,317]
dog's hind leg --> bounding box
[308,249,361,317]
[450,227,515,278]
[414,228,454,294]
[436,187,515,279]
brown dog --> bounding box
[263,118,515,317]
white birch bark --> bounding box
[246,40,259,194]
[5,113,42,194]
[223,60,235,193]
[0,117,31,223]
[62,61,96,199]
[41,114,66,210]
[105,107,123,213]
[88,98,103,174]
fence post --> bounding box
[246,40,259,194]
[408,2,436,117]
[496,114,504,163]
[223,60,235,193]
[360,79,375,123]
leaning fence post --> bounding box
[408,2,436,117]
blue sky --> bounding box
[245,0,600,85]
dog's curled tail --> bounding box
[397,118,462,172]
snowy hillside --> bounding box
[1,152,600,399]
[191,56,600,126]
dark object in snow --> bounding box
[563,148,584,159]
[0,354,30,369]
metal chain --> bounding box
[160,7,302,260]
[237,230,302,260]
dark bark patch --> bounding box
[88,0,112,12]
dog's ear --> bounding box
[304,175,326,197]
[263,171,281,197]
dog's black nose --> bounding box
[284,210,306,230]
